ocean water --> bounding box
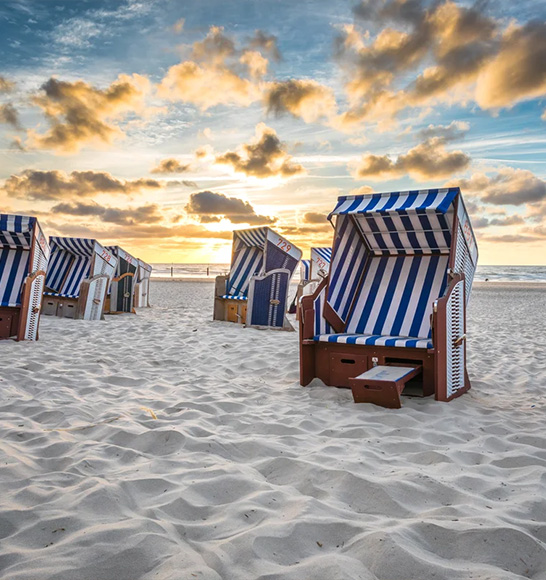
[151,263,546,283]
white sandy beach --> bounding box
[1,280,546,580]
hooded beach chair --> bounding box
[0,214,49,341]
[133,259,152,308]
[106,245,137,314]
[296,247,332,319]
[299,188,478,408]
[214,227,302,330]
[43,237,117,320]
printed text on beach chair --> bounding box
[43,237,117,320]
[296,247,332,321]
[106,246,138,314]
[134,259,152,308]
[214,227,302,329]
[0,214,49,341]
[299,187,478,408]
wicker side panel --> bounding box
[446,280,465,398]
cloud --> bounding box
[158,26,267,110]
[302,211,328,224]
[354,138,470,180]
[172,18,185,34]
[43,219,233,241]
[0,103,22,129]
[248,30,281,61]
[264,79,337,123]
[349,185,374,195]
[418,120,469,142]
[451,168,546,206]
[475,21,546,110]
[0,76,15,93]
[3,169,162,200]
[151,158,191,174]
[336,1,546,125]
[215,123,305,178]
[28,74,150,153]
[185,190,276,225]
[51,201,163,225]
[481,234,543,243]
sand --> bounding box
[1,281,545,580]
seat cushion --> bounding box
[221,294,247,301]
[314,333,432,349]
[44,291,79,299]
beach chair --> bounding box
[0,214,49,341]
[42,237,117,320]
[214,227,302,330]
[133,259,152,308]
[106,246,137,314]
[299,188,478,408]
[296,247,332,319]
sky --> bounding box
[1,0,545,265]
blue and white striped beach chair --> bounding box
[299,188,478,408]
[42,237,117,320]
[214,227,302,329]
[0,214,49,341]
[106,246,138,314]
[133,259,152,308]
[296,247,332,318]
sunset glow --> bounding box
[1,0,545,264]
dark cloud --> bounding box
[249,30,281,61]
[0,103,22,130]
[215,123,305,178]
[28,74,150,153]
[185,190,276,225]
[3,169,162,200]
[264,79,336,123]
[51,202,163,225]
[43,220,233,241]
[451,169,546,206]
[355,138,470,180]
[151,158,191,174]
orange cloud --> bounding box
[264,79,337,123]
[151,158,191,174]
[0,76,15,93]
[337,1,546,124]
[158,26,268,110]
[28,74,150,153]
[215,123,305,178]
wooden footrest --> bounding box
[349,365,422,409]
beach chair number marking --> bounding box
[276,239,292,253]
[316,257,327,270]
[101,250,112,262]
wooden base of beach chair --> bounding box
[0,307,20,339]
[350,365,423,409]
[41,296,78,318]
[226,301,247,324]
[301,340,436,399]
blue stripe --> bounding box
[372,255,405,335]
[390,256,422,336]
[354,255,388,334]
[409,256,439,337]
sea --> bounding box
[150,263,546,283]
